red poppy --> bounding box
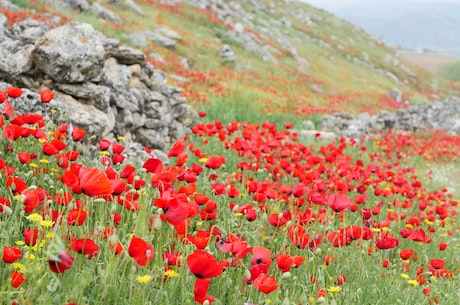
[287,224,309,248]
[110,241,124,255]
[253,273,278,294]
[275,254,305,272]
[0,196,11,215]
[429,258,445,269]
[154,191,190,226]
[143,157,163,174]
[439,243,448,251]
[327,194,351,212]
[11,270,26,288]
[24,228,39,246]
[252,246,272,267]
[194,278,215,304]
[187,249,223,278]
[79,167,114,197]
[7,86,23,98]
[168,139,185,157]
[128,236,154,266]
[111,142,125,154]
[3,246,22,263]
[67,209,87,226]
[22,189,40,213]
[40,89,54,103]
[71,127,86,142]
[205,155,226,169]
[70,238,99,259]
[375,234,399,249]
[7,176,28,194]
[400,249,415,260]
[99,138,111,151]
[48,250,74,273]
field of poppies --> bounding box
[0,86,459,305]
[1,0,460,304]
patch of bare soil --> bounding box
[398,50,458,73]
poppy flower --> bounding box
[71,127,86,142]
[17,152,36,164]
[187,249,223,278]
[24,228,39,246]
[275,254,305,272]
[429,258,445,269]
[7,176,28,194]
[252,246,272,267]
[194,278,215,304]
[111,142,125,154]
[70,238,99,259]
[22,189,40,213]
[99,138,111,151]
[40,89,54,103]
[205,155,226,169]
[67,209,87,226]
[400,249,415,260]
[11,270,26,288]
[48,250,74,273]
[327,194,351,212]
[375,234,399,249]
[79,167,114,197]
[168,139,185,157]
[143,157,163,174]
[128,236,154,266]
[7,86,23,98]
[3,246,22,263]
[253,273,278,294]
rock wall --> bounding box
[0,16,197,151]
[320,96,460,139]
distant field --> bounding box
[398,50,458,73]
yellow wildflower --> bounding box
[136,275,152,284]
[26,213,43,222]
[400,274,410,279]
[24,252,36,261]
[198,157,208,163]
[40,220,54,228]
[407,280,418,286]
[13,263,26,273]
[164,269,179,278]
[39,159,49,164]
[327,286,342,293]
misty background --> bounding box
[303,0,460,57]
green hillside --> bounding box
[3,0,455,125]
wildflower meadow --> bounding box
[0,86,459,305]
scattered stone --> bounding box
[145,31,177,48]
[220,44,236,63]
[90,2,123,23]
[388,89,402,102]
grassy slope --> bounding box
[5,0,454,127]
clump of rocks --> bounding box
[0,16,197,152]
[320,97,460,139]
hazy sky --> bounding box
[302,0,460,13]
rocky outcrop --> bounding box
[0,17,197,151]
[320,97,460,138]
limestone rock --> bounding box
[33,22,106,83]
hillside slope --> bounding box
[1,0,455,124]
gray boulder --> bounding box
[33,22,106,83]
